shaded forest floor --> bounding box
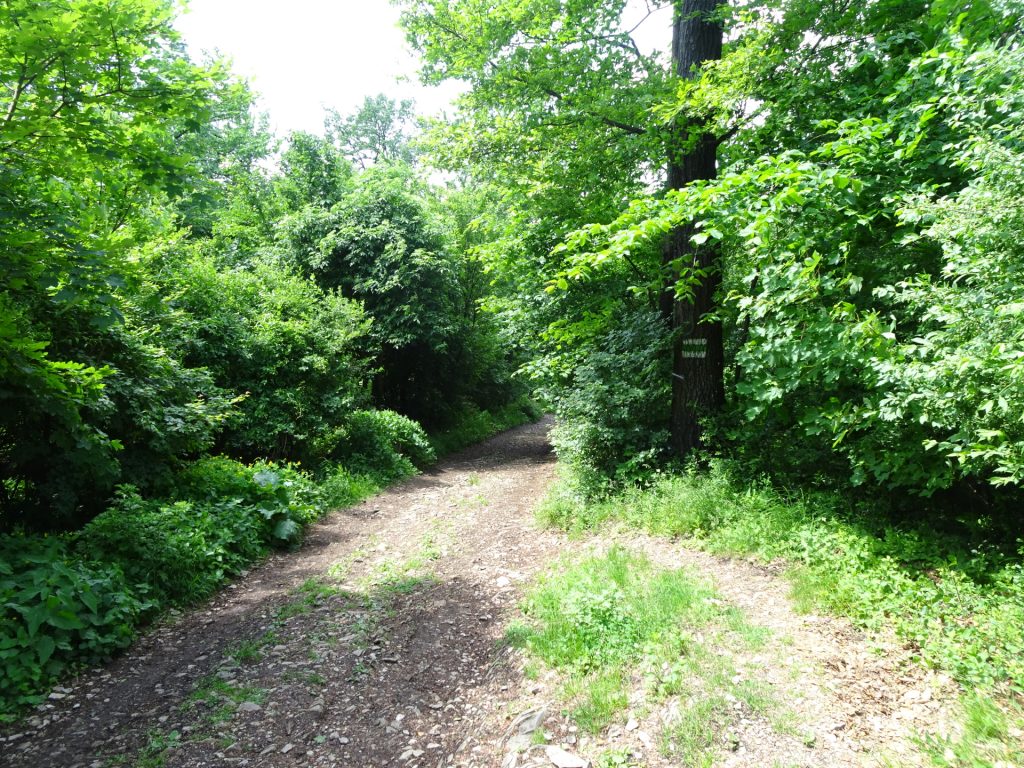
[0,419,962,768]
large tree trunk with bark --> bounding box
[662,0,726,456]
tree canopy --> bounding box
[398,0,1024,500]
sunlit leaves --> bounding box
[552,8,1024,493]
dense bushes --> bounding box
[278,163,510,427]
[0,420,436,718]
[533,10,1024,507]
[337,409,436,475]
[0,0,252,530]
[550,308,672,491]
[156,250,371,464]
[0,537,145,713]
[1,458,308,716]
[1,1,528,536]
[77,492,264,607]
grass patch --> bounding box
[228,639,263,664]
[661,695,731,768]
[276,578,346,620]
[920,695,1024,767]
[184,676,265,725]
[512,547,719,674]
[538,467,1024,694]
[595,748,644,768]
[115,674,266,764]
[317,466,393,510]
[358,526,447,594]
[326,545,370,581]
[538,464,1024,762]
[281,669,327,687]
[508,546,783,751]
[136,728,182,768]
[564,668,631,732]
[508,546,717,732]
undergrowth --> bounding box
[507,546,786,760]
[537,464,1024,765]
[428,399,541,457]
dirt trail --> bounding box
[0,419,954,768]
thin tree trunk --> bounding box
[662,0,726,457]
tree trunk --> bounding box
[663,0,725,456]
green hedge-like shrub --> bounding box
[2,456,330,718]
[335,409,436,475]
[551,308,672,492]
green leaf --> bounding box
[272,519,300,542]
[36,636,56,665]
[252,470,280,488]
[80,589,98,615]
[47,611,87,631]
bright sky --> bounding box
[174,0,466,137]
[174,1,673,139]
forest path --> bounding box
[1,419,953,768]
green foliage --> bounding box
[547,8,1024,498]
[277,131,353,211]
[178,458,323,543]
[549,308,672,489]
[398,0,666,202]
[336,409,436,476]
[0,0,248,528]
[279,163,473,424]
[2,275,242,528]
[509,547,717,730]
[158,249,371,464]
[76,487,264,606]
[0,536,145,716]
[326,94,417,169]
[403,0,1024,508]
[1,455,332,717]
[316,466,388,510]
[0,0,538,722]
[428,399,541,457]
[358,410,436,468]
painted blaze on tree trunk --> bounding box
[663,0,726,457]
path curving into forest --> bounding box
[0,419,954,768]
